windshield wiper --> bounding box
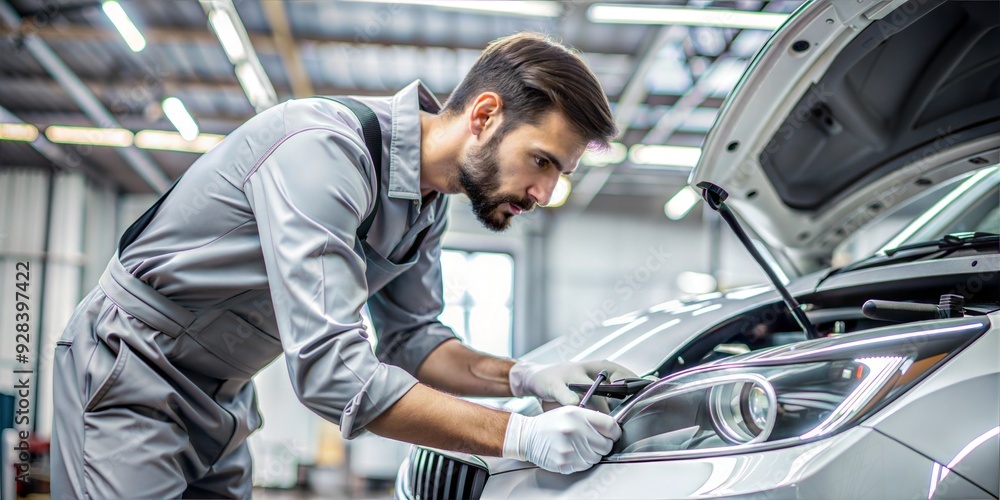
[883,231,998,256]
[835,232,999,274]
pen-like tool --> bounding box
[578,370,609,408]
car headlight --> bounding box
[708,375,776,444]
[607,318,989,460]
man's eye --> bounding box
[534,156,549,168]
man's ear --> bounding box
[468,92,502,138]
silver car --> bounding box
[396,0,999,497]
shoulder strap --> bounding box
[317,96,383,242]
[117,96,384,254]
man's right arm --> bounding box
[366,383,509,455]
[368,382,622,474]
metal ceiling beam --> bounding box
[0,77,452,107]
[612,27,688,136]
[0,0,171,193]
[0,105,117,190]
[642,23,743,145]
[3,21,636,56]
[642,55,730,145]
[0,58,668,108]
[1,77,725,134]
[261,0,314,98]
[567,25,687,212]
[0,23,652,101]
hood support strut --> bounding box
[698,181,820,339]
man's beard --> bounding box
[457,131,534,232]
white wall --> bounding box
[544,207,703,346]
[546,208,773,348]
[0,168,118,439]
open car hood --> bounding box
[690,0,1000,272]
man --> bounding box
[50,32,634,498]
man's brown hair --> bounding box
[443,32,618,149]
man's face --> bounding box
[457,111,586,232]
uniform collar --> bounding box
[387,80,442,201]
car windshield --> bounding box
[832,165,1000,267]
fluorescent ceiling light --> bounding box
[664,186,700,220]
[543,175,572,208]
[103,0,146,52]
[235,62,270,109]
[581,142,628,167]
[588,4,788,30]
[161,97,200,141]
[45,125,133,147]
[0,123,39,142]
[209,8,246,63]
[350,0,561,17]
[630,145,702,167]
[135,130,224,153]
[202,0,277,112]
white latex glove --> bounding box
[509,360,637,406]
[502,406,621,474]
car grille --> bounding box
[407,447,488,500]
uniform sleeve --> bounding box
[368,197,460,376]
[243,125,418,440]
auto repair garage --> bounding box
[1,0,998,499]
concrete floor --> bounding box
[253,486,394,500]
[251,467,396,500]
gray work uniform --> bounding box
[50,80,457,498]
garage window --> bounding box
[439,250,514,358]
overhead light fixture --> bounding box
[135,130,224,153]
[102,0,147,52]
[664,186,700,220]
[630,145,702,167]
[0,123,39,142]
[208,7,246,63]
[202,0,277,112]
[235,62,275,110]
[349,0,561,18]
[11,123,223,153]
[588,4,788,30]
[161,97,200,141]
[45,125,134,147]
[581,142,628,167]
[543,175,572,208]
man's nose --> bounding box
[527,173,559,207]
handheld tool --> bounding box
[578,370,609,408]
[570,377,654,399]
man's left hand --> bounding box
[509,360,637,408]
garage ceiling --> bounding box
[0,0,804,210]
